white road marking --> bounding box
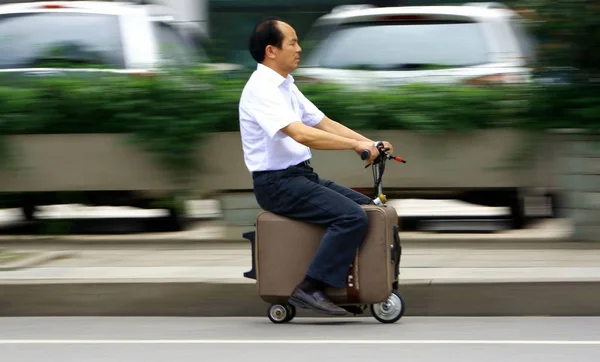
[0,340,598,345]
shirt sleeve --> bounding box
[294,86,325,127]
[244,85,302,140]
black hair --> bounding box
[248,17,286,63]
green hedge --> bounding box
[0,67,598,182]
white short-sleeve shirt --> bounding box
[239,63,325,173]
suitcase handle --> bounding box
[391,226,401,268]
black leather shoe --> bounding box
[288,287,347,316]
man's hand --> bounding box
[380,141,394,155]
[355,141,379,164]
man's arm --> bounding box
[281,121,379,163]
[314,116,395,155]
[314,116,373,143]
[295,87,394,155]
[250,85,377,162]
[294,88,372,143]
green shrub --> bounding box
[0,66,598,182]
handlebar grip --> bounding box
[394,156,407,163]
[360,149,370,160]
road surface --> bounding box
[0,317,598,361]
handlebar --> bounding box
[360,144,405,206]
[361,148,406,164]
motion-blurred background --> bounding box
[0,0,597,240]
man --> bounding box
[238,17,394,316]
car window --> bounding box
[0,12,125,69]
[304,20,490,70]
[152,21,205,65]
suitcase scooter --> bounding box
[242,144,407,323]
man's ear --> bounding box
[265,45,277,59]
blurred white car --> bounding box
[294,2,536,87]
[0,1,238,76]
[0,1,241,230]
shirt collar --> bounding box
[256,63,295,86]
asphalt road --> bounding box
[0,317,598,361]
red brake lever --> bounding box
[391,155,406,163]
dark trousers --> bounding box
[252,162,372,289]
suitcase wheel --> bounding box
[268,303,296,324]
[370,290,405,324]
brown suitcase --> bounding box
[242,204,404,324]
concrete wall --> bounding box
[0,130,557,195]
[554,130,600,242]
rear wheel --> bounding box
[284,304,296,322]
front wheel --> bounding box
[268,304,291,324]
[371,290,405,324]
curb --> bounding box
[0,251,74,271]
[1,279,599,317]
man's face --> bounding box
[270,21,302,73]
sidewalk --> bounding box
[1,218,600,317]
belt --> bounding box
[295,160,311,168]
[252,160,311,178]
